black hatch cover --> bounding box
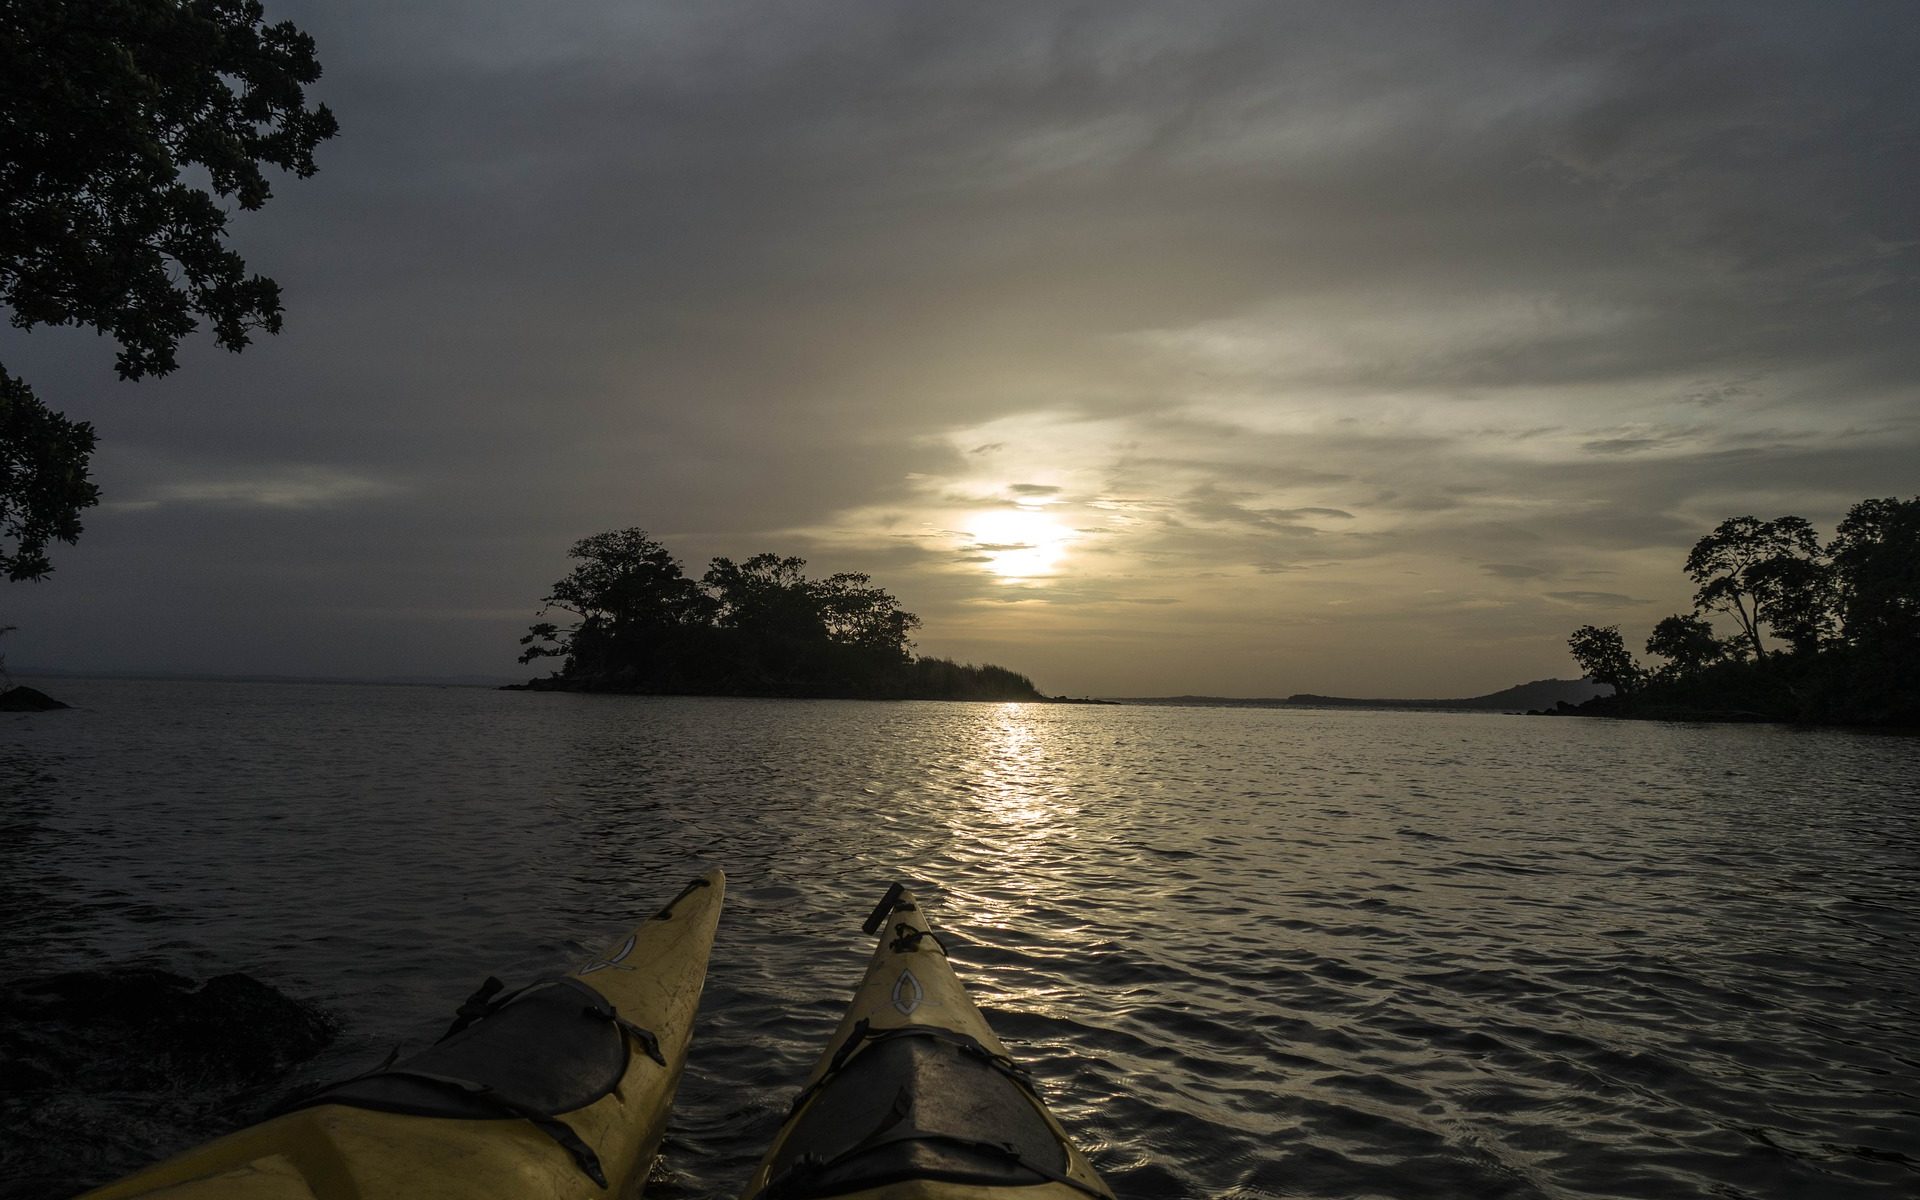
[763,1031,1068,1198]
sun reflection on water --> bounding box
[967,703,1065,831]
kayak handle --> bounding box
[861,882,909,934]
[653,874,713,920]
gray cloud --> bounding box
[1546,591,1643,607]
[1482,563,1551,580]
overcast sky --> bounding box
[4,0,1916,696]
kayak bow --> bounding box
[81,868,726,1200]
[741,883,1113,1200]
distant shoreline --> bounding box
[500,667,1070,704]
[502,683,1115,705]
[8,669,516,688]
[1535,691,1920,731]
[4,673,1602,711]
[1109,678,1609,713]
[1110,696,1519,712]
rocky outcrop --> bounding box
[0,685,68,711]
[0,967,336,1093]
[0,968,338,1199]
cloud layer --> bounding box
[4,0,1915,694]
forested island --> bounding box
[508,529,1046,700]
[1562,497,1918,727]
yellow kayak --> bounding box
[80,868,726,1200]
[740,884,1113,1200]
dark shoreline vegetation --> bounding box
[507,529,1052,701]
[1561,498,1919,728]
[1120,678,1609,712]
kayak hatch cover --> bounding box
[740,882,1114,1200]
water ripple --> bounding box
[4,682,1918,1198]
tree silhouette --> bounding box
[1748,553,1834,655]
[705,554,826,641]
[815,572,922,658]
[1829,497,1920,648]
[1683,516,1823,659]
[518,530,1022,699]
[0,0,337,578]
[1567,624,1642,695]
[1,369,98,581]
[1644,613,1721,679]
[1566,499,1919,725]
[519,529,711,671]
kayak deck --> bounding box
[741,884,1112,1200]
[80,869,726,1200]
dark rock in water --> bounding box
[0,967,336,1094]
[0,685,68,711]
[0,969,336,1198]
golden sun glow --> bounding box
[968,507,1074,579]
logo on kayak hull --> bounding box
[581,933,637,974]
[891,968,924,1015]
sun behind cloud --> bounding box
[968,507,1075,579]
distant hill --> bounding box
[1441,678,1614,710]
[1114,678,1612,711]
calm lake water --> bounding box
[4,679,1918,1199]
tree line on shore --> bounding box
[1566,497,1919,726]
[516,529,1043,700]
